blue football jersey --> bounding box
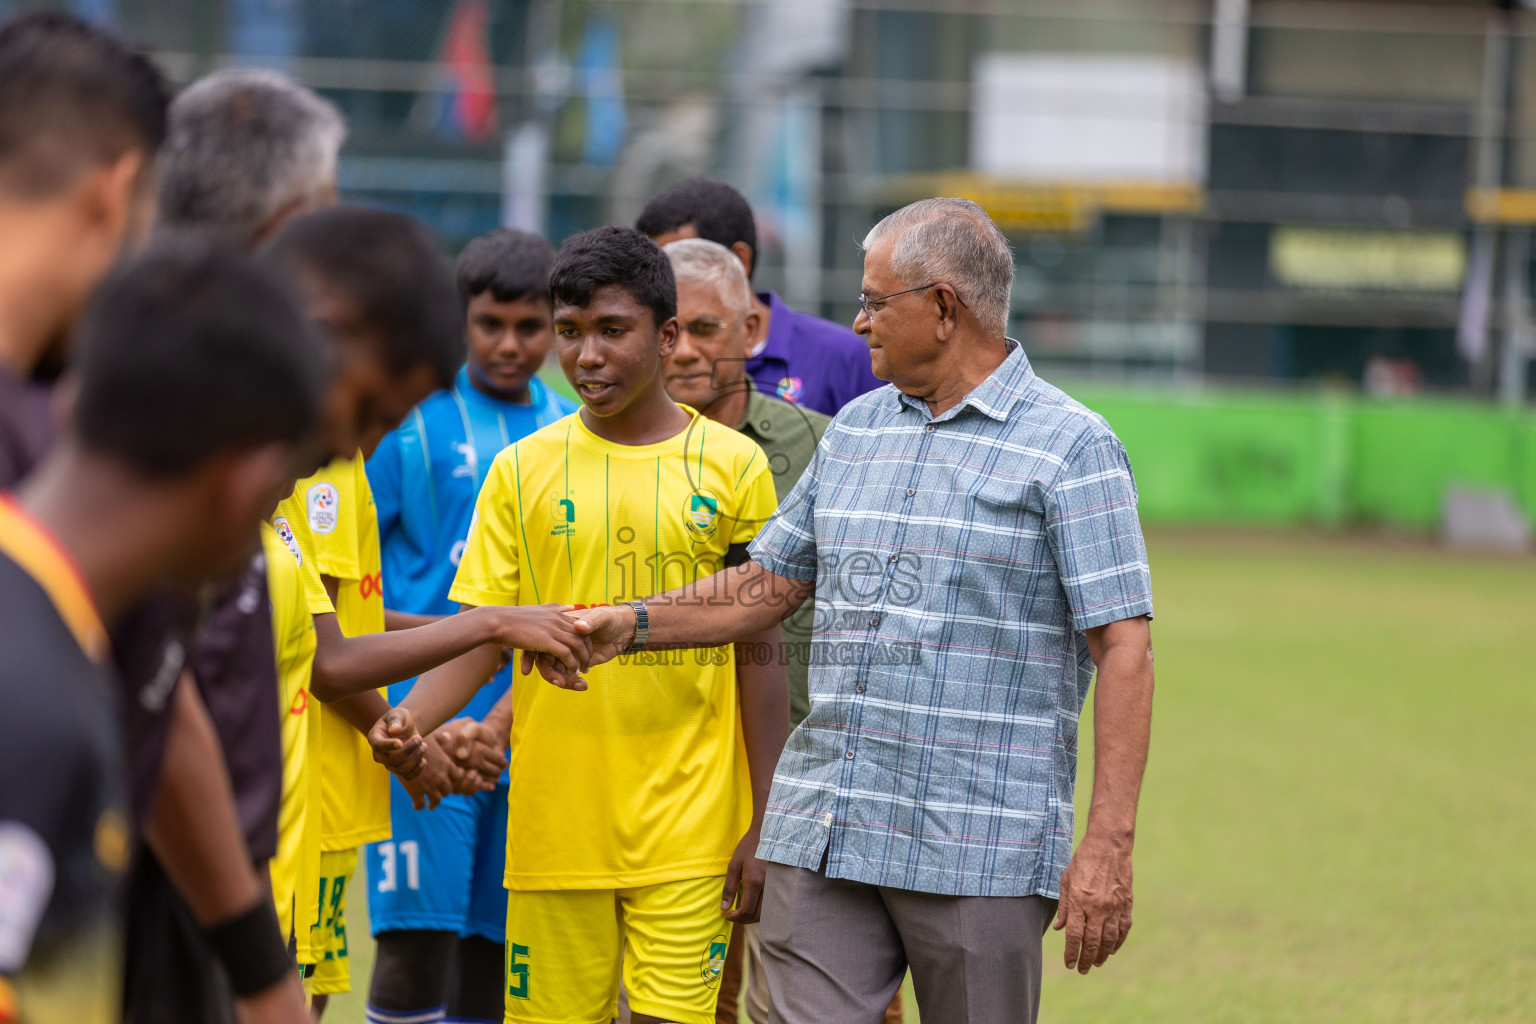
[367,367,575,721]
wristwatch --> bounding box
[621,600,649,655]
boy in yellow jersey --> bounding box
[259,207,595,1015]
[374,227,791,1024]
[263,518,323,975]
[277,454,387,1005]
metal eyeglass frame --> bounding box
[858,282,968,318]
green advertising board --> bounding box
[1069,384,1536,532]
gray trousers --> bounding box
[759,861,1057,1024]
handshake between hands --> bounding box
[367,603,635,807]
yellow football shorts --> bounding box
[311,848,357,996]
[503,875,731,1024]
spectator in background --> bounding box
[157,68,344,248]
[638,176,883,418]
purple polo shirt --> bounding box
[746,291,883,417]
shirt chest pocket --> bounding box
[943,474,1045,569]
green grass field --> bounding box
[331,529,1536,1022]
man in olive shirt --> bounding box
[662,239,828,720]
[661,238,842,1024]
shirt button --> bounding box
[869,615,880,627]
[925,424,935,433]
[823,812,833,827]
[855,683,866,693]
[845,749,855,760]
[888,552,899,562]
[906,488,916,497]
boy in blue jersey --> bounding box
[363,229,576,1024]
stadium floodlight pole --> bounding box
[1463,3,1516,395]
[1498,227,1533,407]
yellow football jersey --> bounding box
[261,521,322,965]
[274,455,391,851]
[449,409,779,890]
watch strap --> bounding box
[621,600,649,655]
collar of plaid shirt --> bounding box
[747,339,1154,898]
[888,337,1031,422]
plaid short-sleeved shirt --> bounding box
[748,341,1153,898]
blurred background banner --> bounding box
[410,0,499,144]
[23,0,1536,537]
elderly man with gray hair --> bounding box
[158,67,344,246]
[567,197,1155,1024]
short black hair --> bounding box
[0,12,169,197]
[72,235,324,476]
[457,228,557,304]
[549,226,676,326]
[635,177,758,280]
[260,206,465,387]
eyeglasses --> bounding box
[858,282,967,318]
[679,314,745,341]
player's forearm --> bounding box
[645,561,811,648]
[144,675,264,924]
[384,608,443,631]
[401,642,505,736]
[1083,617,1154,847]
[310,609,500,701]
[734,624,790,829]
[331,688,392,737]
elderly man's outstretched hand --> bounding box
[567,605,633,662]
[1053,832,1134,974]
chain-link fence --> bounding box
[15,0,1536,398]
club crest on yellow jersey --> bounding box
[685,490,720,539]
[700,933,728,987]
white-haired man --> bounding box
[562,198,1156,1024]
[158,67,343,246]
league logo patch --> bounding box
[776,376,804,403]
[307,483,340,535]
[272,517,303,565]
[700,933,729,988]
[685,491,720,539]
